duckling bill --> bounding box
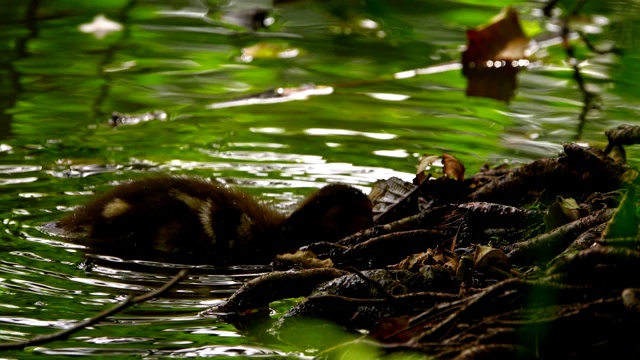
[55,176,373,263]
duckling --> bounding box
[55,176,373,263]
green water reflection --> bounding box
[0,0,639,358]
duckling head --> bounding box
[280,184,373,250]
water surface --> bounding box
[1,0,639,357]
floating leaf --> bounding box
[463,7,530,66]
[462,7,531,102]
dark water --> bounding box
[1,0,639,358]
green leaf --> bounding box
[601,188,639,240]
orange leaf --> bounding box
[443,153,465,181]
[462,7,531,102]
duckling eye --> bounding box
[101,198,132,218]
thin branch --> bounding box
[542,0,561,17]
[0,269,189,350]
[559,16,600,140]
[577,30,623,56]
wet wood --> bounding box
[206,136,640,359]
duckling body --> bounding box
[56,176,373,263]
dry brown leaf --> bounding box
[443,153,465,181]
[462,7,531,102]
[414,154,465,183]
[369,177,419,224]
[463,7,529,63]
[473,245,510,272]
[392,251,433,272]
[415,154,439,185]
[544,197,589,231]
[393,246,459,273]
[558,197,588,222]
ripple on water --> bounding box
[0,317,76,329]
[0,177,39,186]
[3,279,82,298]
[32,347,152,357]
[0,165,42,174]
[78,336,154,344]
[33,345,303,358]
[0,165,42,187]
[153,345,296,358]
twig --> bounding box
[577,31,623,56]
[543,0,587,18]
[560,19,600,140]
[0,269,189,350]
[550,0,622,140]
[542,0,621,140]
[542,0,560,17]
